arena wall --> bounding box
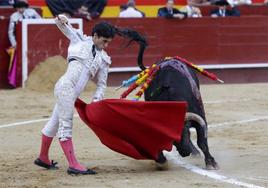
[1,17,268,88]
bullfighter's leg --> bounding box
[34,104,59,169]
[55,78,96,175]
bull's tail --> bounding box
[185,112,207,138]
[113,27,148,71]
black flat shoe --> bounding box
[67,167,97,175]
[34,158,59,170]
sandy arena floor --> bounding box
[0,83,267,188]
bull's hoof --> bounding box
[156,152,167,163]
[155,152,168,171]
[205,158,219,170]
[155,161,169,171]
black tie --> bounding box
[92,45,96,58]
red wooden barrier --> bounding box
[1,17,268,88]
[83,17,268,66]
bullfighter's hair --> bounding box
[92,21,148,70]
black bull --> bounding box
[144,59,219,170]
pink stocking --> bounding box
[59,138,87,171]
[38,134,53,165]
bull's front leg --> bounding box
[173,122,192,157]
[155,151,168,170]
[195,123,219,170]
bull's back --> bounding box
[145,66,204,118]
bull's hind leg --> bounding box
[194,122,219,170]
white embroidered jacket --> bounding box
[55,18,111,101]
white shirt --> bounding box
[185,5,202,18]
[219,9,226,17]
[8,8,41,47]
[119,7,143,18]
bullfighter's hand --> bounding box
[57,14,69,25]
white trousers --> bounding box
[42,60,91,140]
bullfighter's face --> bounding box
[92,33,113,50]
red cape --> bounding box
[75,98,187,160]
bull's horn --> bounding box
[185,112,207,137]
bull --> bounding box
[143,58,219,170]
[118,29,219,170]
